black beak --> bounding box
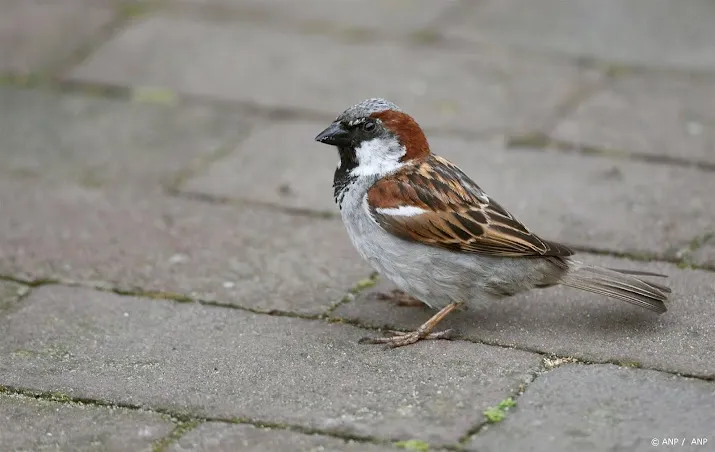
[315,122,350,147]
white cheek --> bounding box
[350,138,406,178]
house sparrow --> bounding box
[315,98,670,348]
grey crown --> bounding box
[336,98,402,123]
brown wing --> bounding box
[367,156,573,257]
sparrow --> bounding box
[315,98,670,348]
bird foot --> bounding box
[371,289,426,307]
[358,329,455,348]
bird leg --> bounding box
[371,289,426,307]
[358,302,462,348]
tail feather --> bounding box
[560,263,669,313]
[605,268,672,293]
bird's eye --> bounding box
[362,121,376,132]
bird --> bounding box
[315,98,670,348]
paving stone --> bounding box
[0,286,543,445]
[170,423,397,452]
[334,255,715,378]
[0,179,371,315]
[446,0,715,71]
[181,121,339,212]
[176,0,457,34]
[553,73,715,164]
[0,280,30,313]
[0,0,116,73]
[0,392,173,452]
[186,131,715,252]
[467,364,715,452]
[68,16,599,134]
[0,86,251,192]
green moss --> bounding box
[132,86,178,106]
[119,1,158,20]
[77,83,128,99]
[506,133,551,149]
[152,420,201,452]
[48,392,73,403]
[113,288,193,303]
[395,439,430,452]
[604,64,633,77]
[78,170,104,189]
[674,232,713,268]
[590,147,627,157]
[499,397,517,409]
[145,291,193,303]
[483,407,505,423]
[484,397,517,423]
[0,72,50,88]
[351,273,379,293]
[689,232,714,251]
[410,29,442,44]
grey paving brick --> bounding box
[0,286,543,445]
[169,423,397,452]
[181,121,339,212]
[0,86,251,192]
[333,255,715,378]
[68,16,599,134]
[553,73,715,164]
[466,364,715,452]
[0,281,29,313]
[186,131,715,253]
[0,0,115,73]
[176,0,457,34]
[0,392,173,452]
[446,0,715,71]
[0,179,370,314]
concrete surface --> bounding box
[1,1,713,450]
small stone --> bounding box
[686,121,703,136]
[277,184,293,196]
[169,254,189,265]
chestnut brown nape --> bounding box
[370,110,430,161]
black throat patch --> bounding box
[333,146,358,208]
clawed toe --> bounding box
[358,329,455,348]
[371,291,397,301]
[370,290,426,307]
[357,302,462,348]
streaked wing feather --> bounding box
[367,156,573,258]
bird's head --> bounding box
[315,98,430,178]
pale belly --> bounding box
[342,204,491,310]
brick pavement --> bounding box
[1,1,714,451]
